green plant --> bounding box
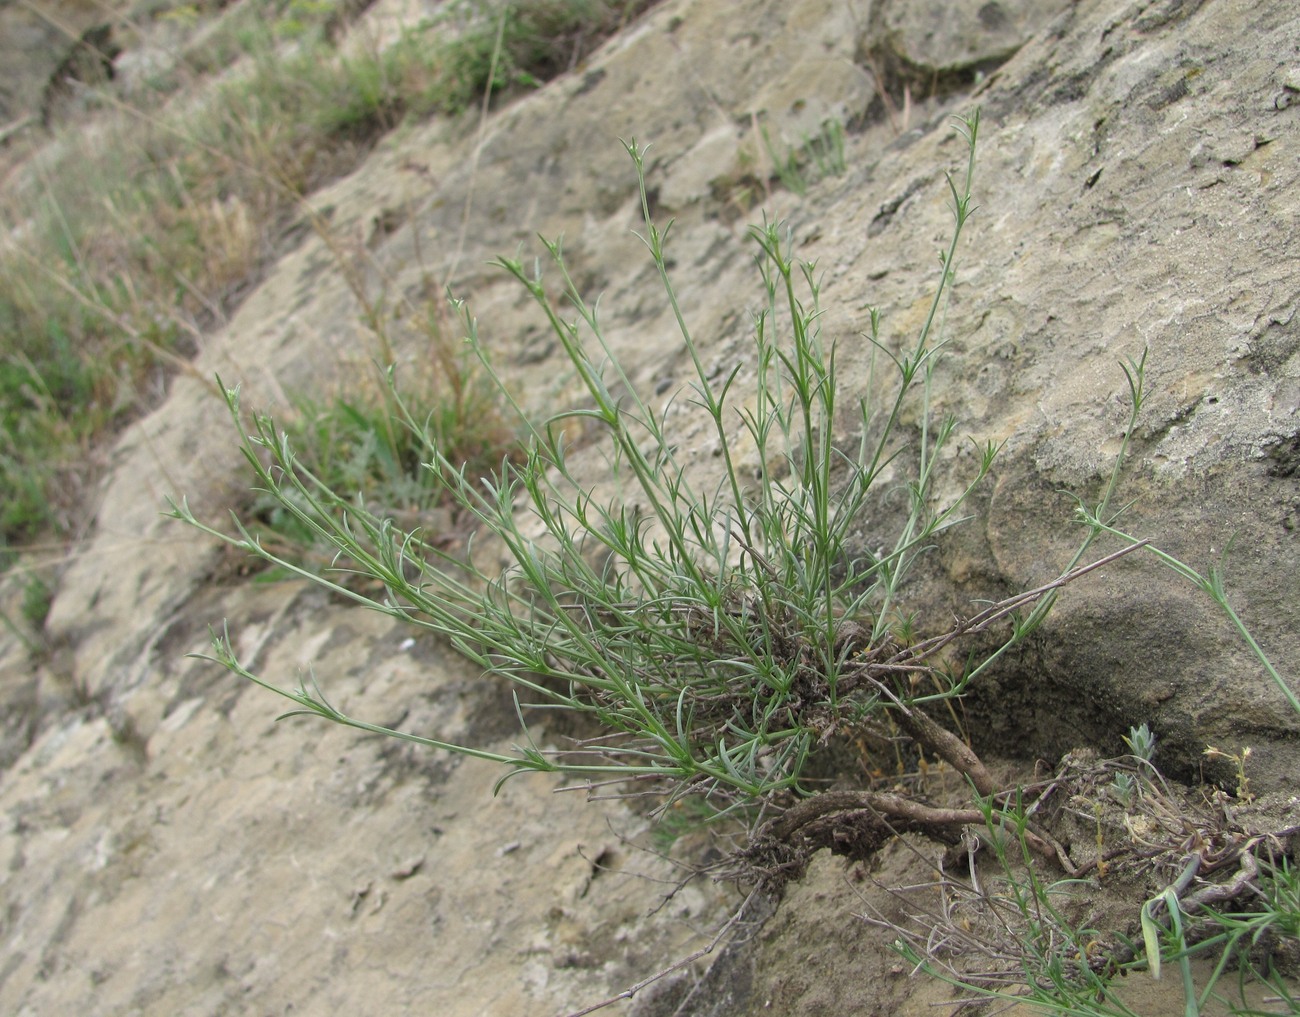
[888,771,1300,1017]
[885,353,1300,1014]
[1109,724,1160,845]
[175,111,1153,877]
[402,0,658,116]
[761,117,847,197]
[175,114,1063,802]
[1110,770,1137,808]
[236,357,516,575]
[1123,722,1156,766]
[171,108,1300,1006]
[20,572,52,630]
[0,0,655,559]
[1129,853,1300,1017]
[885,794,1134,1015]
[1194,858,1300,1013]
[0,22,341,551]
[0,564,52,657]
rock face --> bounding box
[39,23,122,127]
[0,0,129,129]
[4,0,1299,1013]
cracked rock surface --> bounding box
[2,0,1297,1013]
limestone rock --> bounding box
[7,0,1300,1012]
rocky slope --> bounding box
[2,0,1298,1013]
